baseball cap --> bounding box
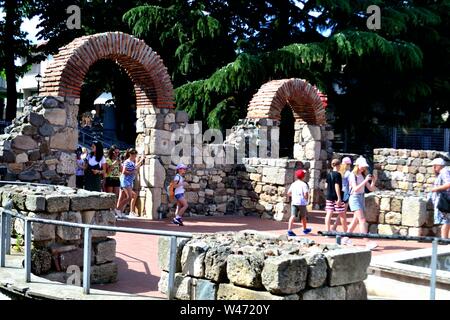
[355,157,369,168]
[429,158,446,166]
[176,163,188,170]
[342,157,352,165]
[295,169,305,179]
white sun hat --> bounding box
[355,156,369,168]
[429,158,446,166]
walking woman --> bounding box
[105,145,121,198]
[347,156,378,250]
[84,141,106,192]
[115,149,144,218]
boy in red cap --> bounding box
[287,169,312,236]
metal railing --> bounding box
[78,127,132,150]
[0,200,192,298]
[319,231,450,300]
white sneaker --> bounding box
[366,242,378,250]
[128,212,138,218]
[114,209,125,218]
[342,237,353,246]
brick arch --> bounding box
[41,32,174,109]
[246,78,327,125]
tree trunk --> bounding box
[4,0,19,121]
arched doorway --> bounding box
[245,78,331,209]
[39,32,177,218]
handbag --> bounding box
[437,192,450,213]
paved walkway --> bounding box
[92,211,432,298]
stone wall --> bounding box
[2,184,118,284]
[157,230,370,300]
[224,119,334,210]
[0,96,78,186]
[134,108,189,219]
[158,159,311,221]
[364,191,438,237]
[373,148,449,193]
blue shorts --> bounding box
[434,206,450,225]
[349,193,365,212]
[175,193,185,200]
[120,175,134,189]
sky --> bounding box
[0,9,43,44]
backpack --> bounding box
[167,174,181,202]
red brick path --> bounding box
[92,211,430,298]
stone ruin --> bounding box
[2,31,444,231]
[0,32,335,222]
[0,96,78,185]
[158,231,370,300]
[1,183,117,284]
[338,148,449,237]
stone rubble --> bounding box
[158,230,370,300]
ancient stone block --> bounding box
[144,188,162,219]
[57,152,76,174]
[384,212,402,225]
[31,249,52,275]
[91,210,116,238]
[29,212,57,241]
[191,278,217,300]
[139,158,166,188]
[378,224,403,235]
[70,192,113,211]
[261,255,307,294]
[227,254,264,289]
[59,248,86,271]
[204,245,231,282]
[324,248,371,286]
[28,112,45,127]
[46,195,70,213]
[401,197,428,227]
[158,236,189,272]
[344,281,367,300]
[159,272,196,299]
[217,283,299,300]
[50,127,77,151]
[90,262,118,284]
[364,194,380,224]
[380,198,391,211]
[304,253,328,288]
[391,198,402,212]
[80,210,95,224]
[43,108,66,126]
[56,211,82,241]
[181,241,209,277]
[302,286,346,300]
[94,239,116,264]
[12,135,38,150]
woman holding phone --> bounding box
[347,156,378,250]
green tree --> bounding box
[125,0,449,152]
[0,0,38,120]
